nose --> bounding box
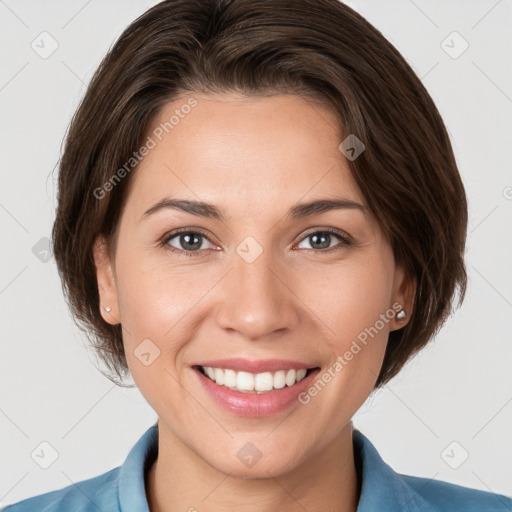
[214,247,300,341]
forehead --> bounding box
[126,93,365,216]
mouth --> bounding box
[194,365,319,394]
[191,362,321,417]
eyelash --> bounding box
[157,227,353,258]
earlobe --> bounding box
[92,236,120,325]
[390,265,416,331]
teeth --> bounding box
[224,369,237,388]
[201,366,309,393]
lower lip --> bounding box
[193,367,321,417]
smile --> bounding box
[199,366,311,394]
[192,359,321,417]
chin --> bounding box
[212,451,301,479]
[201,435,307,478]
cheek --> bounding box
[295,259,394,416]
[115,246,198,336]
[294,253,395,411]
[115,257,191,413]
[299,255,394,344]
[112,252,190,388]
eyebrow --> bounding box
[141,197,367,222]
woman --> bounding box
[3,0,510,511]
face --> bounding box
[94,92,414,478]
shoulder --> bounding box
[1,424,158,512]
[400,473,512,512]
[0,467,121,512]
[352,428,511,512]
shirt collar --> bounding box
[352,428,432,511]
[118,423,158,512]
[117,424,431,512]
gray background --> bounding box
[1,0,511,506]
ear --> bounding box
[389,264,416,331]
[92,235,121,325]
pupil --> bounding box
[311,233,330,249]
[182,233,201,250]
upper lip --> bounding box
[193,358,317,373]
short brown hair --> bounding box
[51,0,467,389]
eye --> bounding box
[159,228,217,258]
[294,228,352,252]
[158,227,352,258]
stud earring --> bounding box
[396,309,406,321]
[105,306,112,313]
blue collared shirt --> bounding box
[2,424,511,511]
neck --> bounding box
[145,421,360,512]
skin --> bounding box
[93,92,415,512]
